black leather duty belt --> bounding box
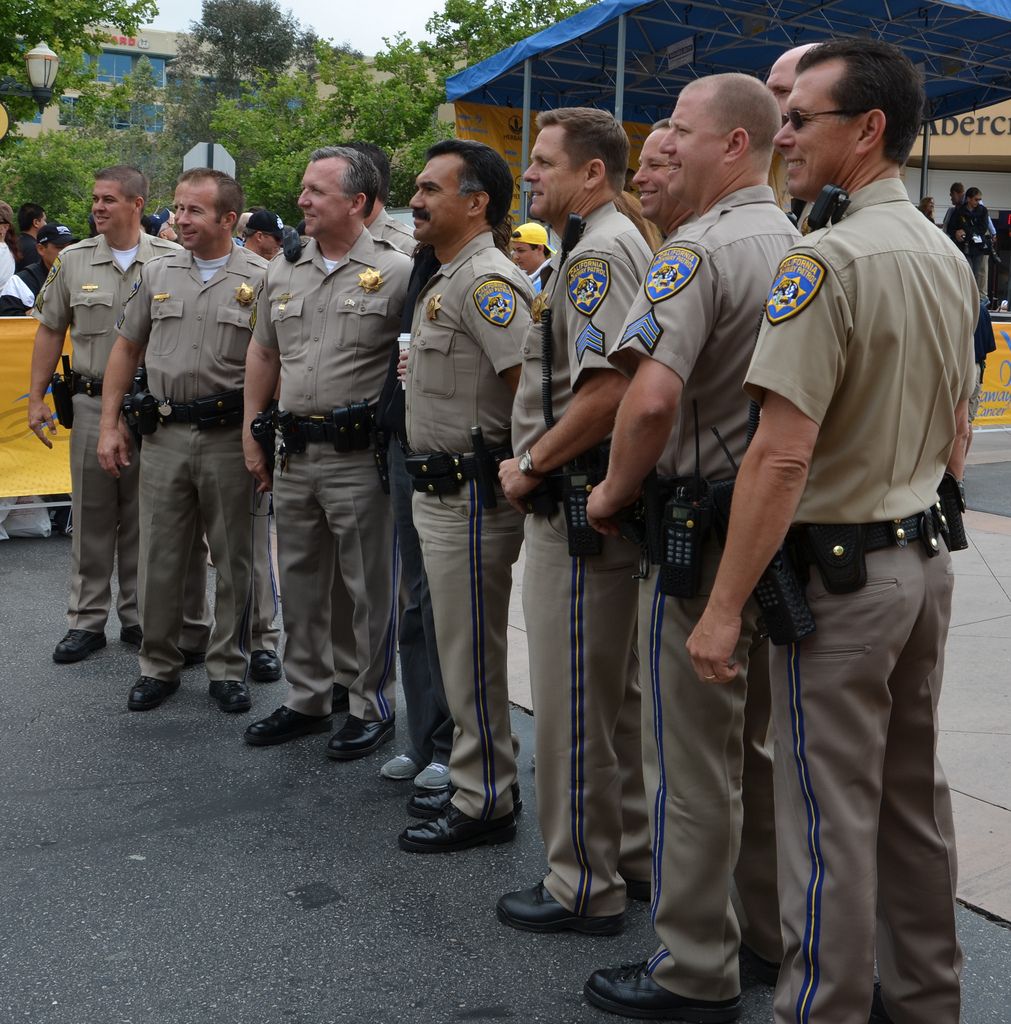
[68,371,103,397]
[405,447,511,495]
[160,389,243,429]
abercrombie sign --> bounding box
[929,114,1011,136]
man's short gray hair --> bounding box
[309,145,379,218]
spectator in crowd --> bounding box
[946,186,993,297]
[510,222,553,292]
[0,223,78,315]
[615,188,663,252]
[0,201,19,286]
[242,209,284,260]
[17,203,46,268]
[918,195,936,222]
[941,181,964,233]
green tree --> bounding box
[0,0,157,124]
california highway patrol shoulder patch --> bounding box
[644,246,700,303]
[473,279,516,326]
[567,257,609,315]
[765,254,826,324]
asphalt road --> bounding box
[1,535,1009,1024]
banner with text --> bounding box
[977,323,1011,428]
[0,317,71,498]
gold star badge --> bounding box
[359,267,383,293]
[235,283,255,306]
[426,293,442,321]
[531,293,547,324]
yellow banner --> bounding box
[0,317,71,498]
[977,323,1011,427]
[454,101,654,224]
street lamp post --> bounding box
[0,42,61,115]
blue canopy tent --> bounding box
[446,0,1011,213]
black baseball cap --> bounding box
[37,223,79,246]
[245,210,284,240]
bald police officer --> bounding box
[584,74,796,1021]
[98,168,267,714]
[396,139,530,852]
[28,165,211,667]
[497,107,652,933]
[242,146,409,757]
[687,40,975,1024]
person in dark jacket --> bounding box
[0,222,77,315]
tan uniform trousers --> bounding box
[138,423,252,681]
[522,511,651,918]
[69,394,211,649]
[412,481,524,820]
[251,492,280,652]
[274,445,396,721]
[640,566,780,1002]
[771,544,960,1024]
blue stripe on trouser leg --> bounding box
[648,576,667,925]
[467,480,497,819]
[787,641,825,1024]
[569,555,593,914]
[646,949,669,975]
[373,527,399,720]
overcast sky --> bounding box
[148,1,444,55]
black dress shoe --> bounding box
[497,882,624,935]
[622,877,651,903]
[180,648,206,667]
[325,715,394,760]
[739,943,780,988]
[208,679,252,713]
[398,804,516,853]
[407,781,522,820]
[332,683,350,713]
[127,676,180,711]
[584,962,741,1021]
[244,706,333,746]
[53,629,106,663]
[249,649,282,683]
[119,624,143,647]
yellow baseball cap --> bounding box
[512,222,553,251]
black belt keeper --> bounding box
[292,402,376,453]
[68,370,104,398]
[161,389,244,430]
[797,511,934,594]
[406,446,511,495]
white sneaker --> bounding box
[414,762,450,789]
[380,753,419,780]
[1001,300,1008,312]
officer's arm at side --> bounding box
[686,390,818,682]
[947,398,971,480]
[242,339,281,492]
[96,335,144,477]
[27,323,68,447]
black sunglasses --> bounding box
[783,108,867,130]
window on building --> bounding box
[59,96,82,127]
[91,52,134,83]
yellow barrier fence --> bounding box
[0,317,71,498]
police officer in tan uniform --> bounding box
[97,168,267,714]
[242,146,408,757]
[688,41,975,1024]
[497,108,652,932]
[395,140,530,852]
[584,75,796,1021]
[28,165,211,666]
[347,141,416,256]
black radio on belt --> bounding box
[562,471,602,556]
[659,483,712,598]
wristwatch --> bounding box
[518,449,538,476]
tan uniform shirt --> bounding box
[613,185,799,479]
[746,178,978,523]
[406,232,531,453]
[33,233,181,378]
[370,209,416,255]
[511,202,652,453]
[118,244,268,402]
[252,230,409,416]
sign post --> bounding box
[183,142,236,178]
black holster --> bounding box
[937,474,968,551]
[250,408,277,474]
[51,355,74,430]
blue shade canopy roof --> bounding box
[446,0,1011,123]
